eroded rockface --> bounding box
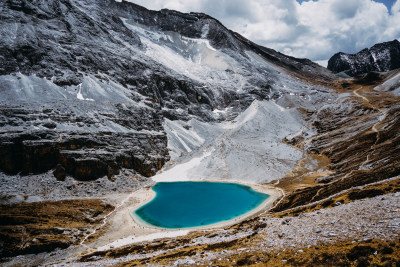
[272,78,400,212]
[0,0,206,182]
[0,130,167,181]
[0,0,336,183]
[0,101,168,181]
[327,40,400,76]
[0,0,335,115]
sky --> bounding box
[297,0,394,10]
[126,0,400,66]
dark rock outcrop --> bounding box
[0,130,168,180]
[327,40,400,76]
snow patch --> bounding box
[76,84,95,101]
[201,23,209,38]
[121,18,240,86]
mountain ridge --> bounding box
[327,39,400,76]
[0,0,335,181]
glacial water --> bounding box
[133,182,269,229]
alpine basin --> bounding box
[133,181,269,229]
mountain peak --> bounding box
[327,39,400,76]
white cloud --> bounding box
[125,0,400,62]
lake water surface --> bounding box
[133,182,269,229]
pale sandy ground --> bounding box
[81,181,282,254]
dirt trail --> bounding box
[353,86,373,106]
[352,86,389,170]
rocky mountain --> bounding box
[1,0,400,266]
[327,39,400,76]
[0,0,334,183]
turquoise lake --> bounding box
[133,182,269,229]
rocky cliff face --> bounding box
[327,40,400,76]
[0,0,335,183]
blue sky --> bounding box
[359,0,395,9]
[128,0,400,65]
[376,0,396,8]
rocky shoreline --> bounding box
[74,178,400,266]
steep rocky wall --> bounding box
[0,130,168,181]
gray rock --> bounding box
[328,39,400,76]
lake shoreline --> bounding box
[130,181,282,230]
[87,180,282,252]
